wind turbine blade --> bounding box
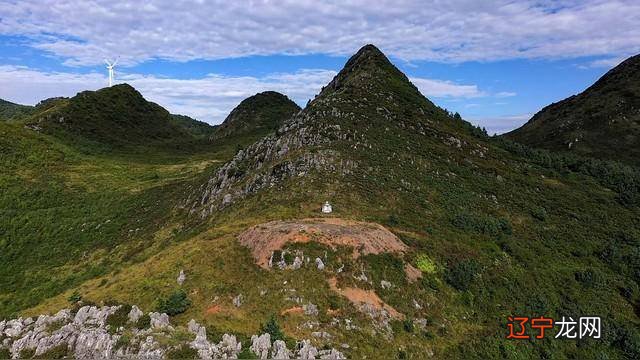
[112,58,119,66]
[104,59,111,66]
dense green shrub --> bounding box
[494,137,640,207]
[415,254,437,273]
[531,207,548,221]
[260,315,285,342]
[445,259,480,291]
[403,319,414,333]
[452,213,512,237]
[155,290,191,316]
[106,305,132,333]
[135,314,151,330]
[575,269,602,288]
[67,291,82,304]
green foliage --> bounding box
[574,268,602,288]
[452,213,512,237]
[155,290,191,316]
[386,214,399,226]
[495,137,640,207]
[136,314,151,330]
[445,259,480,291]
[115,332,131,351]
[415,254,437,274]
[169,114,215,139]
[106,304,132,333]
[67,291,82,304]
[260,315,285,342]
[166,345,199,360]
[0,348,11,360]
[19,348,35,359]
[237,347,259,359]
[212,91,300,139]
[530,207,548,221]
[0,98,34,122]
[403,319,414,333]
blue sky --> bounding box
[1,0,639,133]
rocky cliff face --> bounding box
[0,305,345,359]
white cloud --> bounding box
[0,0,638,66]
[0,65,489,124]
[495,91,517,98]
[466,114,532,135]
[411,78,484,98]
[581,56,627,69]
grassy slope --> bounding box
[0,120,260,316]
[3,48,640,359]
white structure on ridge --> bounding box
[104,59,118,87]
[321,201,333,214]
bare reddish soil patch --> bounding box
[205,304,222,315]
[404,263,423,283]
[238,218,408,268]
[328,277,404,319]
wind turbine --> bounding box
[104,58,118,87]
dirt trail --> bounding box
[238,217,407,268]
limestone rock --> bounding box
[250,333,271,359]
[315,258,325,271]
[271,340,291,359]
[149,312,170,329]
[233,294,244,308]
[128,306,144,323]
[217,334,241,359]
[177,270,186,285]
[291,256,303,270]
[303,303,319,316]
[297,339,319,359]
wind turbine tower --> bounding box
[104,59,118,87]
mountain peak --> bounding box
[347,44,388,64]
[212,91,300,139]
[319,43,420,102]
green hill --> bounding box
[1,45,639,359]
[25,84,202,152]
[505,54,640,167]
[169,114,216,139]
[0,98,34,121]
[211,91,300,140]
